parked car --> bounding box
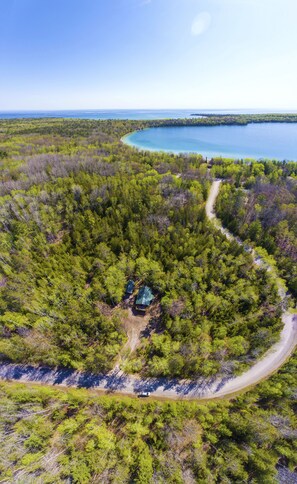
[137,391,151,397]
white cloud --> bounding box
[191,12,211,36]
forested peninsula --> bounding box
[0,116,296,482]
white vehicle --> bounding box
[138,391,151,397]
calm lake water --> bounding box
[124,123,297,161]
[1,109,296,120]
[0,109,197,120]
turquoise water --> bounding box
[124,123,297,161]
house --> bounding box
[126,280,135,295]
[135,286,154,312]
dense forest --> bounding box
[0,347,296,483]
[0,116,297,482]
[214,162,297,297]
[0,118,288,378]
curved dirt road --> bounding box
[205,180,297,397]
[0,180,296,400]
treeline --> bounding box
[153,113,297,130]
[210,157,297,182]
[3,113,297,143]
[190,112,297,123]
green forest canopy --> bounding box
[0,345,297,484]
[0,118,292,377]
[0,116,296,482]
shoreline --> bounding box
[121,125,297,162]
[121,129,205,156]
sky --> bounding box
[0,0,297,110]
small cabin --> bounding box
[125,280,135,295]
[135,286,154,312]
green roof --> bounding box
[135,286,154,307]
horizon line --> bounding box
[1,108,297,112]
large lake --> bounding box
[124,123,297,161]
[1,109,297,120]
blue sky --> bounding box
[1,0,297,109]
